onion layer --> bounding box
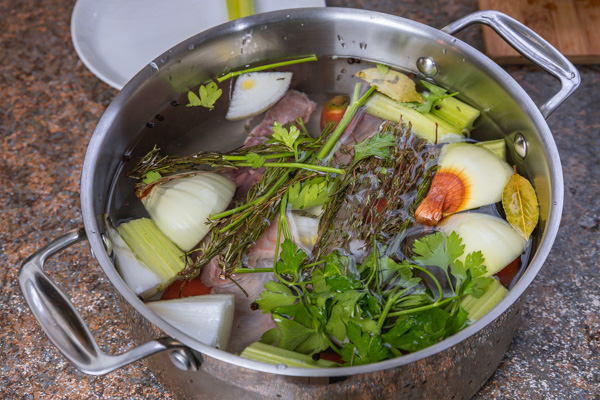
[226,72,293,121]
[438,212,526,276]
[141,172,236,251]
[415,143,512,226]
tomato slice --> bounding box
[495,257,520,288]
[320,95,350,130]
[161,277,211,300]
[319,350,344,364]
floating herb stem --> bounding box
[216,55,318,83]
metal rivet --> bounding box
[514,133,528,158]
[416,57,438,77]
[169,349,199,371]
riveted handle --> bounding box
[18,228,197,375]
[442,10,580,119]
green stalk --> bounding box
[377,288,409,327]
[240,342,339,368]
[226,0,255,20]
[475,139,506,161]
[365,92,464,143]
[317,84,377,160]
[217,55,318,83]
[409,264,444,301]
[218,209,253,233]
[461,278,507,321]
[233,162,344,175]
[116,218,188,286]
[431,96,480,131]
[223,153,294,161]
[385,297,455,318]
[210,173,289,220]
[230,267,274,274]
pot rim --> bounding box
[80,7,563,377]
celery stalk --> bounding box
[365,93,465,144]
[461,278,508,321]
[117,218,189,289]
[240,342,339,368]
[226,0,255,20]
[475,139,506,161]
[431,96,480,131]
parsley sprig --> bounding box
[257,232,493,366]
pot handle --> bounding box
[442,10,580,119]
[18,228,198,375]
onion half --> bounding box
[438,212,526,276]
[415,143,513,226]
[141,172,236,251]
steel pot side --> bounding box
[20,7,578,400]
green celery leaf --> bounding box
[271,314,316,351]
[403,80,458,114]
[272,122,300,150]
[383,308,450,353]
[381,258,422,289]
[246,152,266,168]
[261,328,282,345]
[186,91,202,107]
[288,177,336,210]
[353,131,396,163]
[255,281,298,313]
[468,276,494,299]
[271,314,329,354]
[412,231,464,273]
[326,274,364,292]
[324,290,365,340]
[445,306,469,335]
[275,239,307,277]
[198,82,222,110]
[340,322,389,365]
[294,331,329,355]
[451,250,493,298]
[376,63,389,74]
[142,170,162,184]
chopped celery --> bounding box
[365,93,464,144]
[431,96,480,131]
[461,278,508,321]
[106,222,162,299]
[240,342,340,368]
[117,218,189,290]
[475,139,507,161]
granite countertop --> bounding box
[1,0,598,398]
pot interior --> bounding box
[81,7,561,374]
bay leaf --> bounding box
[502,169,539,240]
[355,68,423,103]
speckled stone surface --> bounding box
[1,0,598,399]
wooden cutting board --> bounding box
[478,0,600,64]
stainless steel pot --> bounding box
[19,8,579,399]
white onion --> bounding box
[146,294,235,350]
[226,72,292,120]
[105,224,162,298]
[438,212,526,276]
[141,172,236,251]
[439,142,513,210]
[415,142,513,226]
